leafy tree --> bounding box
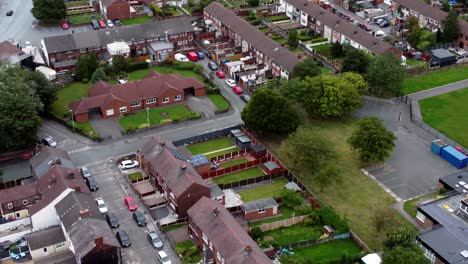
[0,65,43,151]
[31,0,66,21]
[435,28,443,43]
[366,52,406,95]
[318,205,349,233]
[288,29,299,48]
[112,55,129,73]
[384,226,417,248]
[241,88,300,134]
[348,116,396,163]
[26,70,58,113]
[280,189,303,208]
[280,127,336,174]
[279,254,302,264]
[315,164,340,191]
[340,72,368,95]
[405,17,422,48]
[91,68,108,83]
[248,0,260,7]
[341,47,371,74]
[193,64,204,74]
[383,246,430,264]
[278,78,307,101]
[416,30,435,51]
[291,58,321,80]
[441,0,451,12]
[251,226,263,240]
[88,52,99,76]
[330,41,344,57]
[441,11,461,43]
[75,55,89,82]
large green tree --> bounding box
[112,55,129,73]
[341,72,368,95]
[31,0,67,21]
[241,88,300,134]
[91,68,108,83]
[348,116,396,163]
[288,29,299,48]
[88,52,100,76]
[0,66,43,151]
[366,52,406,95]
[341,47,371,74]
[383,246,430,264]
[441,11,461,43]
[27,71,58,113]
[291,58,321,80]
[75,55,89,81]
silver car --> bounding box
[80,167,91,178]
[147,231,164,249]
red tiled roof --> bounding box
[89,81,112,97]
[188,198,272,264]
[0,41,24,61]
[0,184,40,205]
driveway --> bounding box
[354,98,458,201]
[88,112,123,140]
[185,95,217,118]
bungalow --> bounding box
[241,198,279,221]
[138,136,211,218]
[69,71,206,123]
[188,197,272,263]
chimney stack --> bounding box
[180,165,187,171]
[245,245,253,254]
[160,141,166,147]
[212,207,220,216]
[95,236,104,247]
[67,170,75,179]
[74,186,81,192]
[79,208,90,219]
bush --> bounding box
[251,226,263,240]
[294,205,313,215]
[281,189,303,208]
[311,37,328,44]
[193,64,204,74]
[172,115,182,122]
[128,61,149,72]
[318,205,349,233]
[250,19,261,26]
[207,86,221,94]
[187,112,201,120]
[81,78,88,83]
[173,61,196,71]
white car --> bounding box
[225,79,236,87]
[157,251,171,264]
[42,136,57,147]
[95,198,108,214]
[174,53,189,62]
[119,160,139,170]
[106,19,114,27]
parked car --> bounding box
[240,94,251,102]
[98,20,106,28]
[147,231,164,249]
[106,212,119,228]
[232,86,243,95]
[187,52,198,62]
[86,176,99,192]
[116,231,131,247]
[106,19,114,27]
[6,10,13,16]
[91,20,100,30]
[216,71,225,79]
[208,62,218,71]
[114,19,122,27]
[197,52,205,60]
[132,211,147,226]
[119,160,139,170]
[157,251,171,264]
[124,196,138,211]
[61,21,70,30]
[225,79,236,87]
[359,23,372,31]
[174,53,189,62]
[42,136,57,147]
[80,167,91,178]
[379,21,390,28]
[95,198,108,214]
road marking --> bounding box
[361,168,402,202]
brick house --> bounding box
[99,0,131,20]
[41,17,196,71]
[138,136,210,218]
[29,146,75,179]
[0,184,40,222]
[188,197,272,263]
[241,198,279,221]
[69,71,206,123]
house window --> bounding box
[43,248,47,253]
[7,203,13,209]
[175,95,181,101]
[106,109,114,116]
[55,242,65,248]
[146,98,156,104]
[22,200,28,206]
[119,106,127,113]
[416,211,426,222]
[34,196,40,201]
[217,252,221,260]
[258,208,266,213]
[178,41,182,45]
[461,203,468,213]
[202,233,208,243]
[131,102,141,108]
[162,97,169,103]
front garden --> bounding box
[207,94,230,112]
[121,16,153,25]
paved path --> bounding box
[391,202,424,231]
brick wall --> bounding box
[244,207,278,221]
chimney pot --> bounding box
[95,236,104,247]
[79,208,90,219]
[245,245,253,254]
[180,164,187,171]
[68,170,75,179]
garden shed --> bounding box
[241,197,279,220]
[250,144,266,159]
[191,154,211,174]
[263,161,281,175]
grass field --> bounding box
[263,118,415,249]
[402,65,468,94]
[420,87,468,147]
[262,224,322,245]
[219,157,249,168]
[403,192,439,218]
[187,137,236,155]
[127,65,204,82]
[294,239,363,263]
[238,178,288,202]
[121,16,153,25]
[162,223,186,232]
[313,44,332,57]
[207,94,230,112]
[51,82,92,118]
[67,120,97,137]
[213,167,265,185]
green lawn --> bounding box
[420,87,468,147]
[294,239,363,263]
[127,66,204,82]
[51,82,92,118]
[121,16,153,25]
[313,44,332,57]
[405,58,426,68]
[69,14,98,24]
[272,36,287,45]
[128,172,143,181]
[67,120,97,137]
[119,105,197,132]
[238,178,288,202]
[175,240,202,263]
[250,205,294,226]
[263,118,416,250]
[207,94,230,112]
[262,224,323,245]
[162,223,186,232]
[403,192,439,218]
[402,65,468,94]
[219,157,249,168]
[187,137,236,155]
[213,167,265,185]
[266,15,289,22]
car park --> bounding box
[61,21,70,30]
[147,232,164,249]
[124,196,138,211]
[132,211,147,226]
[114,19,122,27]
[116,231,131,247]
[157,251,171,264]
[174,53,189,62]
[6,10,13,16]
[106,213,119,228]
[119,160,139,170]
[106,19,114,27]
[98,20,106,28]
[86,176,99,192]
[95,198,108,214]
[240,94,251,102]
[225,79,236,87]
[208,62,218,71]
[41,136,57,147]
[232,86,243,95]
[80,167,91,178]
[91,20,100,30]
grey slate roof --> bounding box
[55,192,104,232]
[43,17,196,54]
[211,185,224,198]
[26,225,66,251]
[205,2,300,73]
[242,198,278,212]
[439,171,468,194]
[29,146,75,178]
[431,48,457,59]
[34,250,76,264]
[263,161,279,171]
[285,181,302,191]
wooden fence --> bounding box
[253,215,308,232]
[217,172,284,190]
[202,156,268,179]
[209,148,249,162]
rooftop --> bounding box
[25,225,66,251]
[439,171,468,194]
[55,192,104,232]
[29,146,75,179]
[242,197,278,212]
[0,183,39,205]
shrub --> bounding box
[81,78,88,83]
[193,64,204,74]
[207,86,221,94]
[311,37,328,44]
[281,189,303,208]
[294,205,313,215]
[251,226,263,240]
[187,112,201,119]
[128,61,149,72]
[173,61,196,71]
[172,115,181,122]
[318,205,349,233]
[126,126,136,134]
[250,19,261,26]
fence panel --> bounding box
[172,125,241,146]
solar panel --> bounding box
[191,154,209,166]
[169,148,186,161]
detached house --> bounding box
[138,136,211,218]
[188,197,272,264]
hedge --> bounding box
[128,61,149,72]
[310,37,328,44]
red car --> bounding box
[61,21,69,30]
[215,70,225,79]
[124,196,137,211]
[98,20,106,28]
[232,86,243,95]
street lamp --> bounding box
[69,109,75,132]
[146,108,150,130]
